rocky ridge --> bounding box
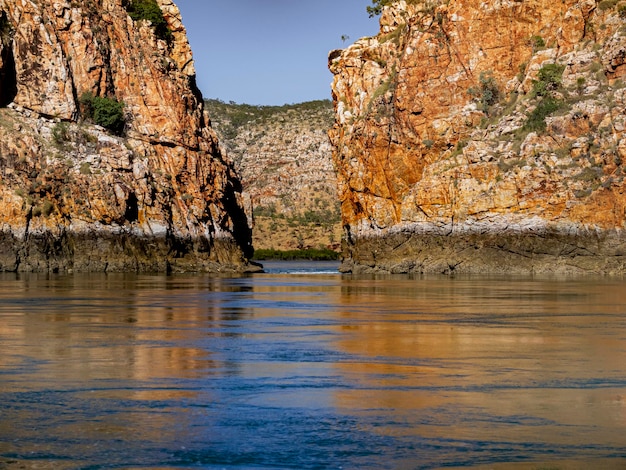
[205,99,341,252]
[329,0,626,274]
[0,0,255,272]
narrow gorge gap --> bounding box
[0,12,16,107]
[124,193,139,223]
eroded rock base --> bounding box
[0,231,262,274]
[342,229,626,275]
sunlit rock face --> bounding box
[0,0,256,273]
[329,0,626,274]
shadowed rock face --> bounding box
[0,0,257,273]
[329,0,626,275]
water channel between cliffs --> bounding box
[0,262,625,469]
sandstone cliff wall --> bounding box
[0,0,255,272]
[329,0,626,274]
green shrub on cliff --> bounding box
[532,63,566,97]
[79,92,125,135]
[598,0,619,10]
[530,35,546,52]
[52,122,71,145]
[521,63,567,132]
[523,97,564,132]
[123,0,172,42]
[367,0,422,17]
[468,71,500,116]
[367,0,391,17]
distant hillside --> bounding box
[205,99,342,253]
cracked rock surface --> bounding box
[329,0,626,274]
[0,0,256,273]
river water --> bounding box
[1,261,625,470]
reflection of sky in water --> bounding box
[0,272,625,469]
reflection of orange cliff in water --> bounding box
[0,274,250,393]
[0,274,256,452]
[1,273,625,468]
[331,277,626,445]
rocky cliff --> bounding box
[329,0,626,274]
[0,0,256,272]
[205,99,341,252]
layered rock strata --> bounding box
[329,0,626,274]
[0,0,255,272]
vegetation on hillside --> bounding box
[253,248,339,261]
[205,99,333,140]
[468,71,500,116]
[521,63,567,133]
[206,98,341,253]
[367,0,422,16]
[79,92,125,135]
[123,0,172,42]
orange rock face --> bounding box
[329,0,626,274]
[0,0,256,272]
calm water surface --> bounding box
[1,261,625,470]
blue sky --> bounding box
[175,0,379,105]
